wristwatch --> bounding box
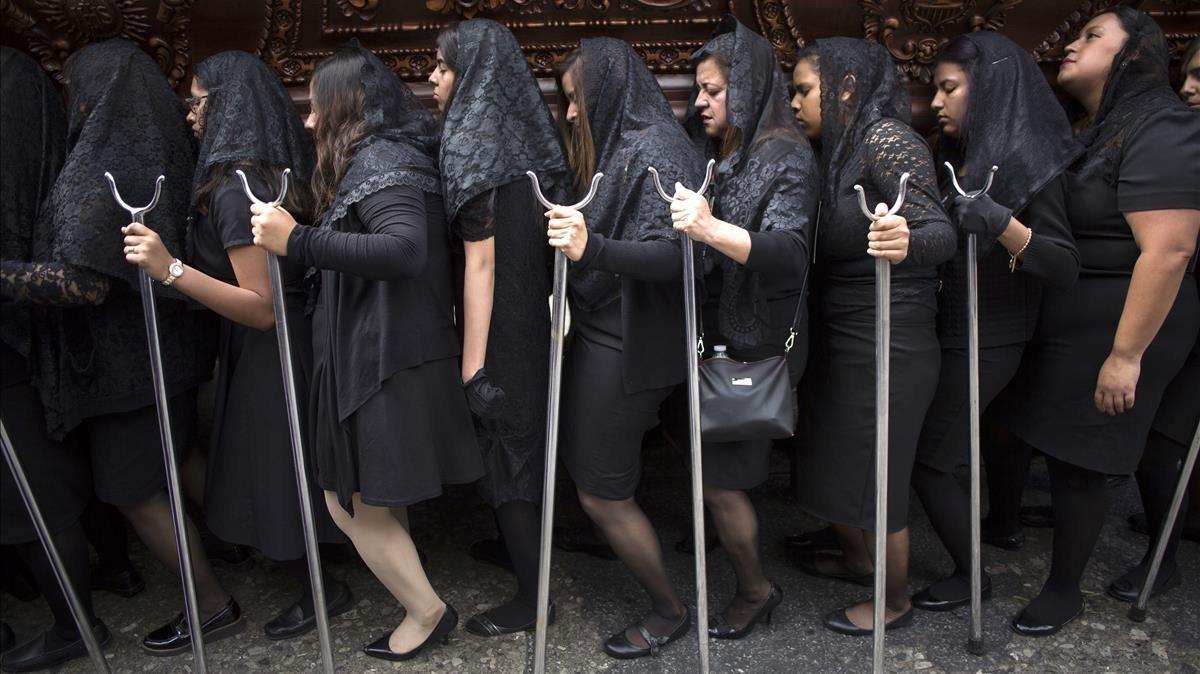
[161,258,184,286]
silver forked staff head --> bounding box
[854,172,911,221]
[104,172,164,220]
[943,162,998,199]
[527,171,605,211]
[647,158,717,203]
[236,168,292,208]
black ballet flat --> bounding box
[465,603,555,637]
[0,622,110,673]
[781,526,840,554]
[467,538,515,574]
[981,527,1026,551]
[207,543,255,571]
[1009,604,1082,638]
[363,604,457,662]
[264,582,355,640]
[603,607,691,660]
[912,575,993,612]
[142,597,244,656]
[795,554,873,587]
[1019,505,1056,529]
[1106,568,1181,603]
[91,565,145,598]
[709,582,783,640]
[823,606,913,636]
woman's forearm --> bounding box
[461,238,495,381]
[1111,250,1192,361]
[705,219,752,265]
[170,263,275,331]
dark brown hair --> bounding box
[310,48,367,218]
[697,53,743,160]
[556,49,597,194]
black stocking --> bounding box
[81,499,132,575]
[18,522,95,646]
[481,500,540,626]
[1022,456,1108,625]
[1122,430,1189,587]
[912,462,980,600]
[982,432,1033,536]
[704,486,771,629]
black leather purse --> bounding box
[697,266,809,444]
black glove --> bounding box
[463,368,506,420]
[952,194,1012,241]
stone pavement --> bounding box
[3,440,1197,673]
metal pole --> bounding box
[528,171,604,674]
[1,421,110,673]
[944,162,998,656]
[649,160,716,674]
[854,174,909,674]
[105,173,206,673]
[236,169,334,673]
[1130,420,1200,622]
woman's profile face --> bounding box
[305,82,319,132]
[1181,48,1200,111]
[1058,13,1128,101]
[931,61,969,139]
[561,67,580,126]
[694,56,729,139]
[186,77,209,138]
[428,49,455,113]
[790,58,821,141]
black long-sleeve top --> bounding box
[936,174,1079,348]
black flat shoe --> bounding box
[1009,604,1082,637]
[465,603,555,637]
[709,582,783,640]
[553,527,618,561]
[795,554,873,587]
[981,527,1025,551]
[208,543,255,570]
[1019,505,1056,529]
[91,565,144,598]
[823,606,913,636]
[1106,568,1181,603]
[1,622,110,673]
[912,575,993,612]
[363,603,457,661]
[142,597,244,656]
[467,538,514,573]
[264,582,355,640]
[781,526,840,554]
[603,607,691,660]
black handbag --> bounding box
[697,266,810,444]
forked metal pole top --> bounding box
[854,172,910,221]
[944,163,998,199]
[235,167,291,208]
[647,159,717,203]
[104,172,164,221]
[527,171,604,210]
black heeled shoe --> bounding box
[912,574,993,612]
[264,582,355,640]
[603,607,691,659]
[823,605,913,636]
[465,603,555,637]
[709,582,783,640]
[142,597,243,655]
[363,603,457,661]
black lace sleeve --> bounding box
[1,260,110,306]
[864,120,956,268]
[452,189,496,243]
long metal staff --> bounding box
[1130,419,1200,622]
[235,169,335,673]
[528,170,605,674]
[1,422,110,673]
[104,173,206,673]
[648,158,717,674]
[944,162,998,655]
[853,172,909,674]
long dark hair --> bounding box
[556,49,596,194]
[310,48,368,218]
[933,34,981,164]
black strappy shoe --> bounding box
[602,607,691,660]
[708,582,783,640]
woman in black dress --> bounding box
[430,19,567,636]
[3,39,239,656]
[0,46,108,672]
[907,31,1080,612]
[251,43,484,661]
[545,37,701,659]
[790,38,957,634]
[121,50,351,639]
[672,16,817,639]
[995,8,1200,635]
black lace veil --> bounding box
[437,18,567,222]
[937,31,1081,213]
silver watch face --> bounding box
[169,260,184,278]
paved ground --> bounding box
[2,438,1197,673]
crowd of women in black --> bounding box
[0,7,1197,671]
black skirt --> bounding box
[996,275,1200,474]
[204,309,344,561]
[795,281,941,532]
[314,356,484,512]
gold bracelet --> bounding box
[1009,229,1032,273]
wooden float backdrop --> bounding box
[2,0,1197,132]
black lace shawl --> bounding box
[192,51,314,204]
[1073,7,1185,185]
[0,47,67,359]
[438,18,567,222]
[812,37,911,219]
[42,39,194,289]
[320,42,440,228]
[937,31,1081,214]
[570,37,701,312]
[686,16,817,349]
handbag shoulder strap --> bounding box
[784,202,819,353]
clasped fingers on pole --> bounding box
[867,213,910,263]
